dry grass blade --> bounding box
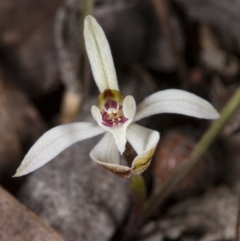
[143,87,240,221]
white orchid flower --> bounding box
[14,15,220,178]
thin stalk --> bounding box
[143,87,240,221]
[121,176,146,241]
[118,146,146,241]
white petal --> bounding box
[134,89,220,122]
[127,124,160,155]
[14,123,105,177]
[91,105,102,125]
[90,132,132,178]
[90,132,119,165]
[123,95,136,119]
[126,124,160,175]
[84,15,119,92]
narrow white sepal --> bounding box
[90,132,120,165]
[13,122,105,177]
[84,15,119,92]
[134,89,220,122]
[126,124,160,155]
[123,95,136,120]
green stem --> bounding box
[119,176,146,241]
[130,175,147,206]
[143,87,240,221]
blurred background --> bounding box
[1,0,240,241]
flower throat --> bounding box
[98,89,128,127]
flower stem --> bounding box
[130,175,147,206]
[143,87,240,221]
[119,176,146,241]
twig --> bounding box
[150,0,189,86]
[54,0,82,94]
[54,0,83,123]
[143,87,240,221]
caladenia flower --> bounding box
[14,16,220,179]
